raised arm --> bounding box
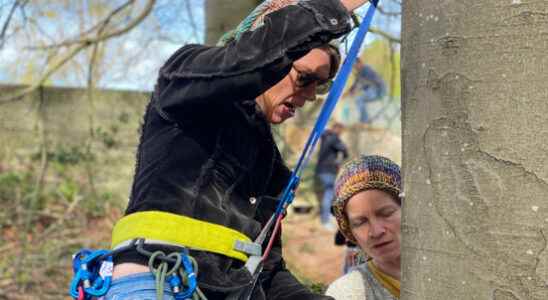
[154,0,371,122]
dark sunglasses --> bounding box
[293,67,334,95]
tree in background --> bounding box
[402,0,548,299]
[205,0,260,45]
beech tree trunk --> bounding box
[401,1,548,299]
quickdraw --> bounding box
[69,239,205,300]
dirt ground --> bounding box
[282,212,345,285]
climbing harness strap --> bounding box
[111,211,261,262]
[69,239,207,300]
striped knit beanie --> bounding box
[332,155,401,243]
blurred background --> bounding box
[0,1,400,298]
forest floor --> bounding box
[283,211,345,287]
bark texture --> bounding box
[401,1,548,299]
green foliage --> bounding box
[118,111,130,124]
[96,126,118,149]
[58,178,80,202]
[0,170,35,202]
[361,40,401,98]
[32,144,95,165]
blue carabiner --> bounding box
[173,253,197,300]
[69,249,112,299]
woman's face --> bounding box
[346,189,401,265]
[256,48,332,124]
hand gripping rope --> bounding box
[229,1,380,299]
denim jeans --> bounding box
[317,172,336,224]
[103,272,175,300]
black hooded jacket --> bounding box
[118,1,352,299]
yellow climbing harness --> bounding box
[111,211,260,262]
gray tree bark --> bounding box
[204,0,261,45]
[401,1,548,299]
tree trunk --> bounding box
[401,1,548,299]
[204,0,261,45]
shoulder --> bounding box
[325,270,365,300]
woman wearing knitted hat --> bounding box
[325,155,401,299]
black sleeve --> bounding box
[154,0,352,122]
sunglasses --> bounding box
[293,67,334,95]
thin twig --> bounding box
[0,0,156,104]
[184,0,200,42]
[0,0,20,49]
[369,27,400,43]
[27,0,136,50]
[377,5,401,17]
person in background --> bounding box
[347,58,386,123]
[326,155,401,299]
[314,122,348,230]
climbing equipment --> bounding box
[69,0,380,298]
[111,211,261,262]
[70,210,258,299]
[69,249,112,300]
[228,1,381,299]
[69,238,207,300]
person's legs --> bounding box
[318,173,336,225]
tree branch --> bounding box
[377,5,401,17]
[0,0,156,104]
[184,0,200,42]
[27,0,137,50]
[0,0,29,49]
[369,26,400,44]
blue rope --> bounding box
[275,0,379,215]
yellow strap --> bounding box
[111,211,252,262]
[368,260,400,298]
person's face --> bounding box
[257,48,332,124]
[346,189,401,265]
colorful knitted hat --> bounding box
[332,155,401,243]
[217,0,297,46]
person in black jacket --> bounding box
[315,122,349,229]
[103,1,371,300]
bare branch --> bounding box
[377,5,401,17]
[0,0,29,49]
[27,0,136,50]
[184,0,200,42]
[0,0,157,104]
[369,26,400,44]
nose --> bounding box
[368,220,385,239]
